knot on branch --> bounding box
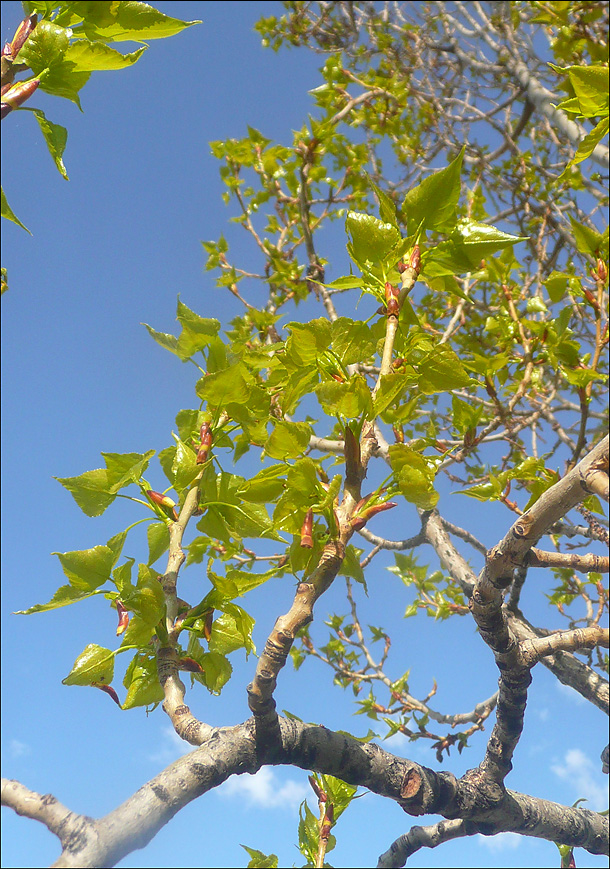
[399,765,458,817]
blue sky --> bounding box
[1,2,608,867]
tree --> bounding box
[1,2,608,867]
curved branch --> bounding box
[377,818,470,868]
[521,625,609,666]
[1,778,77,844]
[527,548,609,573]
[3,717,606,868]
[485,436,609,590]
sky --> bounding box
[1,2,608,868]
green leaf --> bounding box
[559,117,610,180]
[418,345,473,394]
[240,845,279,869]
[225,567,277,596]
[451,395,483,435]
[63,40,147,71]
[171,437,200,491]
[120,564,165,625]
[112,559,135,597]
[237,464,286,502]
[346,211,401,271]
[119,613,156,647]
[340,545,367,591]
[1,187,31,234]
[122,652,164,709]
[569,217,603,256]
[17,21,90,106]
[39,64,91,107]
[196,364,252,406]
[15,584,106,615]
[106,530,128,564]
[54,545,115,591]
[71,1,201,42]
[57,451,153,515]
[317,774,358,820]
[562,367,607,388]
[199,651,232,694]
[298,800,320,864]
[56,468,115,516]
[208,606,255,656]
[368,175,399,228]
[103,450,155,493]
[389,444,439,509]
[449,219,528,264]
[143,323,179,355]
[373,371,418,416]
[458,477,503,501]
[30,109,68,179]
[551,64,610,117]
[17,20,70,71]
[320,275,365,291]
[63,643,115,686]
[402,146,464,233]
[315,374,373,419]
[331,317,377,365]
[265,420,312,459]
[176,298,221,359]
[285,318,332,367]
[544,271,570,303]
[147,521,170,566]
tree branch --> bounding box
[527,548,609,573]
[4,716,606,868]
[521,625,609,666]
[377,818,470,868]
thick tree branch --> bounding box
[377,818,470,868]
[527,548,609,573]
[484,436,609,590]
[3,716,606,868]
[507,609,610,715]
[1,779,78,845]
[521,625,609,666]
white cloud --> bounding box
[477,832,521,851]
[384,731,430,760]
[147,726,192,765]
[8,739,30,758]
[556,682,586,704]
[551,748,608,811]
[219,766,308,810]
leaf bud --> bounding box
[116,601,130,636]
[196,422,213,464]
[300,508,314,548]
[178,657,204,674]
[203,609,214,642]
[308,775,326,801]
[9,14,37,57]
[408,245,421,274]
[1,77,39,118]
[385,282,400,317]
[351,500,397,532]
[93,683,121,707]
[146,490,178,521]
[595,259,608,284]
[582,288,600,312]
